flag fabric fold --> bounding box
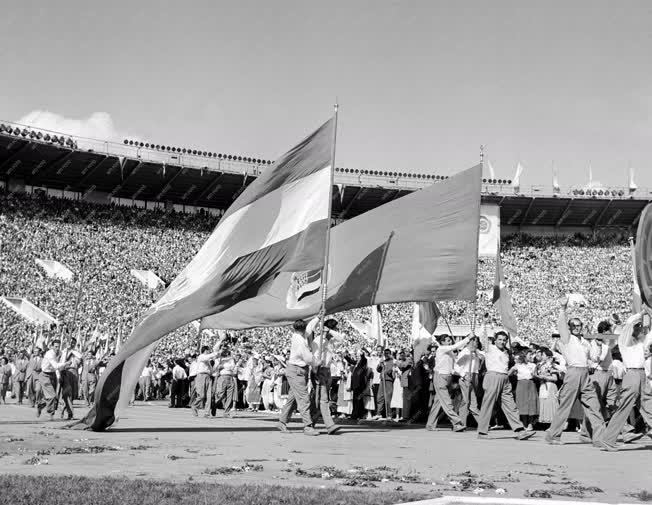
[630,239,642,313]
[512,162,524,193]
[205,164,482,329]
[411,301,440,359]
[492,245,517,337]
[76,117,335,431]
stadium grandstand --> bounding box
[1,120,650,231]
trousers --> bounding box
[279,364,312,427]
[478,372,525,434]
[311,366,335,429]
[458,372,481,428]
[426,373,463,429]
[602,369,652,444]
[547,366,605,441]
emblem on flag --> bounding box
[286,268,323,309]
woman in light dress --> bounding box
[535,350,560,425]
[390,351,403,422]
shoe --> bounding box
[36,405,42,418]
[622,432,644,444]
[371,415,381,420]
[425,426,436,431]
[544,433,562,445]
[327,425,341,435]
[517,430,536,441]
[596,440,620,452]
[303,426,319,436]
[191,406,198,417]
[277,422,290,433]
[477,433,489,439]
[578,434,592,444]
[453,425,466,433]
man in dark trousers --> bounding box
[374,348,395,420]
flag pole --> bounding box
[471,146,483,335]
[316,103,339,360]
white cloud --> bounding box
[15,110,138,142]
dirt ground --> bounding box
[0,401,650,503]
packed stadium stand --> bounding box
[1,120,650,358]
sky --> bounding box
[2,1,651,191]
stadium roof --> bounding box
[1,121,651,229]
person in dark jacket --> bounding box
[374,348,395,419]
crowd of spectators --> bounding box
[0,189,636,364]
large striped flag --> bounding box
[204,164,482,329]
[76,118,335,431]
[635,203,652,309]
[411,301,440,359]
[630,238,642,313]
[492,244,517,337]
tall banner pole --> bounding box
[471,146,483,335]
[70,257,87,344]
[316,103,339,361]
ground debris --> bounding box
[525,489,552,498]
[445,471,496,491]
[129,445,153,450]
[624,490,652,502]
[295,465,425,484]
[525,484,604,499]
[203,464,264,475]
[342,479,378,488]
[166,454,186,460]
[5,437,24,442]
[24,456,48,465]
[55,445,121,455]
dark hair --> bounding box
[324,319,338,330]
[201,346,210,353]
[51,339,61,345]
[494,330,509,339]
[597,320,612,334]
[292,320,307,332]
[437,334,452,344]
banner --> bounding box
[478,204,500,257]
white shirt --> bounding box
[189,361,198,377]
[218,357,237,376]
[172,364,187,380]
[557,310,589,367]
[140,366,154,379]
[515,362,536,380]
[455,348,483,376]
[311,330,342,368]
[484,344,510,374]
[288,319,319,367]
[434,337,470,375]
[41,349,67,373]
[367,356,381,384]
[196,352,218,374]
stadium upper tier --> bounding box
[1,121,650,228]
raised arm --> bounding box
[618,313,642,348]
[557,296,571,344]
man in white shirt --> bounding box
[37,339,71,420]
[455,336,484,429]
[213,347,238,417]
[590,321,617,419]
[477,329,535,440]
[310,318,342,435]
[60,337,82,419]
[170,359,187,408]
[598,313,652,450]
[545,296,605,445]
[278,317,319,436]
[426,334,471,432]
[138,360,154,402]
[192,344,220,417]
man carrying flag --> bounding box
[77,116,336,431]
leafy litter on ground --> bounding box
[24,456,48,465]
[445,471,496,491]
[623,490,652,502]
[6,437,24,442]
[525,484,604,499]
[203,464,264,475]
[294,465,425,484]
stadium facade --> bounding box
[1,120,650,236]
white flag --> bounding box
[486,160,496,180]
[512,162,524,192]
[629,166,637,192]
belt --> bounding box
[626,367,645,370]
[288,363,309,369]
